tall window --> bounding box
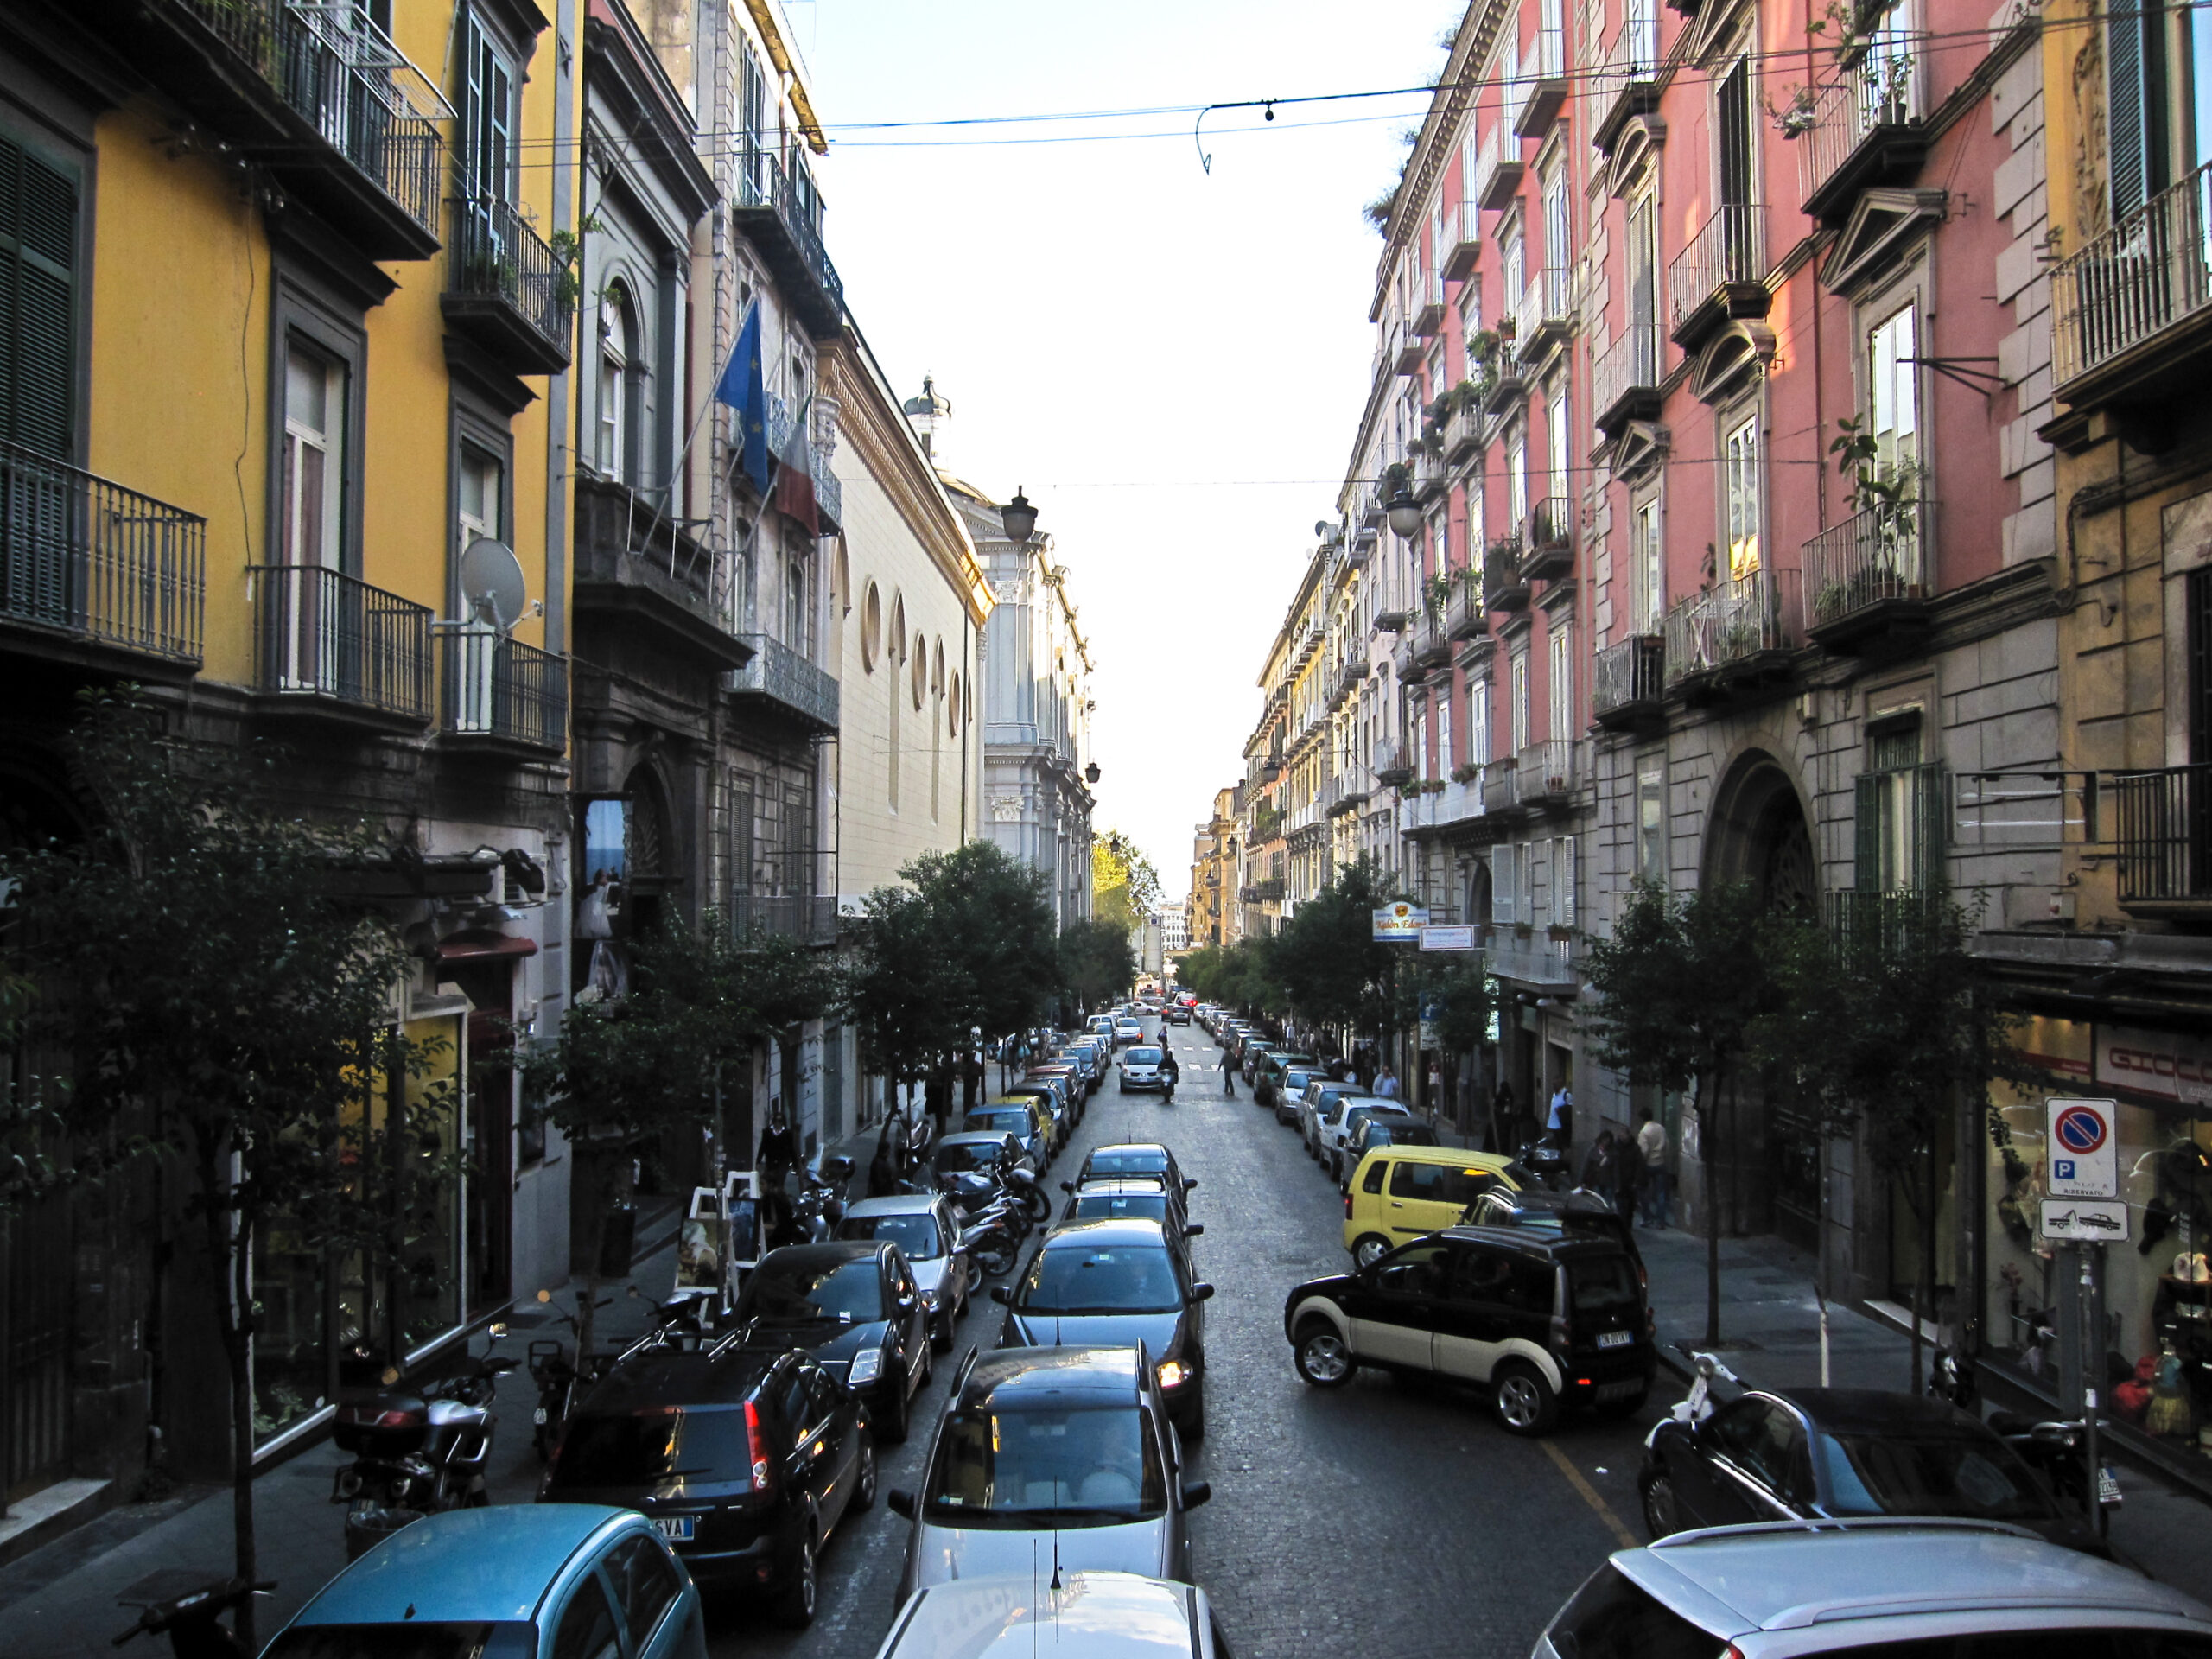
[1626,194,1658,379]
[464,22,516,206]
[1469,676,1490,766]
[1545,386,1569,504]
[1637,764,1666,880]
[0,134,78,460]
[1724,413,1761,579]
[1437,692,1454,774]
[1501,226,1525,313]
[1548,622,1573,740]
[1632,499,1663,633]
[597,288,631,481]
[1507,429,1529,530]
[741,46,770,200]
[1551,836,1576,927]
[1855,722,1945,893]
[1510,648,1530,752]
[458,448,500,549]
[1866,303,1920,486]
[783,544,811,656]
[1541,161,1570,283]
[283,346,346,569]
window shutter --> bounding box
[1853,773,1883,892]
[0,133,78,459]
[1558,835,1577,926]
[1910,762,1948,892]
[2107,8,2167,221]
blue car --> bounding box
[262,1506,705,1659]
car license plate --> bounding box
[1596,1330,1633,1349]
[656,1516,696,1542]
[1594,1378,1643,1402]
[532,1407,549,1424]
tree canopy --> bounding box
[1092,829,1162,932]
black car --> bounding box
[994,1217,1213,1440]
[1076,1141,1197,1197]
[541,1343,871,1626]
[1282,1226,1654,1435]
[734,1242,933,1443]
[1461,1185,1643,1277]
[1638,1387,2108,1554]
[1059,1174,1202,1242]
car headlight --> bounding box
[1157,1358,1190,1390]
[849,1348,885,1386]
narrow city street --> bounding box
[712,1018,1652,1659]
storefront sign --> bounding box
[2095,1023,2212,1107]
[1418,995,1443,1049]
[1372,903,1428,940]
[1420,925,1475,951]
[2045,1098,2118,1198]
[2038,1198,2130,1243]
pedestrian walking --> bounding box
[1426,1062,1444,1122]
[1489,1081,1514,1154]
[1636,1107,1671,1228]
[1580,1128,1618,1195]
[1547,1083,1573,1148]
[1223,1052,1236,1096]
[1376,1065,1399,1100]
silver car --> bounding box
[1302,1087,1381,1160]
[1536,1518,2212,1659]
[886,1346,1210,1605]
[836,1193,975,1352]
[874,1573,1224,1659]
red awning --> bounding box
[435,929,538,963]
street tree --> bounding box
[0,695,453,1647]
[1059,916,1137,1013]
[1400,953,1493,1123]
[1092,829,1162,933]
[1583,879,1789,1345]
[1275,861,1409,1045]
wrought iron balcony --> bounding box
[445,196,574,374]
[1484,537,1529,612]
[1373,740,1414,786]
[168,0,443,258]
[1802,499,1933,651]
[2051,159,2212,411]
[249,563,432,726]
[730,893,840,946]
[731,150,845,340]
[1511,25,1568,137]
[2113,764,2212,914]
[1825,887,1947,955]
[571,476,749,668]
[1395,322,1427,374]
[1413,264,1446,337]
[438,626,567,754]
[1443,397,1484,465]
[1241,879,1287,904]
[1485,926,1582,989]
[1662,566,1799,696]
[1513,266,1574,362]
[1413,447,1448,504]
[1521,497,1574,582]
[1445,572,1487,641]
[1593,10,1663,156]
[0,441,205,670]
[767,398,842,531]
[1413,613,1453,671]
[1593,324,1665,436]
[1440,197,1481,281]
[728,632,839,734]
[1592,634,1665,729]
[1796,47,1928,225]
[1475,121,1525,211]
[1668,203,1769,347]
[1516,739,1584,808]
[1393,633,1428,688]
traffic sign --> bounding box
[2045,1098,2118,1198]
[2039,1198,2130,1243]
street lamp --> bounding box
[1084,761,1100,785]
[1001,487,1039,543]
[1386,492,1423,540]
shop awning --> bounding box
[435,929,538,963]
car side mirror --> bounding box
[897,1293,918,1313]
[1181,1479,1212,1510]
[1185,1224,1205,1238]
[887,1488,916,1518]
[990,1284,1014,1304]
[1060,1181,1074,1194]
[1191,1282,1216,1302]
[1183,1178,1198,1191]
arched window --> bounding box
[598,286,633,482]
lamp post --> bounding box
[1001,487,1039,543]
[1386,491,1424,539]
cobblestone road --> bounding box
[712,1019,1660,1659]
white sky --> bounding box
[794,0,1456,902]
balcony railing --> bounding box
[730,893,839,946]
[1592,634,1665,726]
[1516,739,1584,804]
[1796,37,1925,222]
[250,563,432,723]
[1445,573,1486,640]
[732,150,845,339]
[1398,776,1484,836]
[1513,266,1573,359]
[1593,323,1665,435]
[447,196,574,372]
[1374,741,1414,785]
[1413,264,1446,336]
[1482,758,1521,816]
[1668,203,1769,346]
[2113,765,2212,910]
[1522,497,1574,581]
[1443,397,1483,465]
[0,441,205,665]
[1484,537,1529,611]
[1593,10,1663,155]
[728,632,839,734]
[1825,887,1947,957]
[2051,159,2212,397]
[1241,879,1287,904]
[1662,567,1798,687]
[1511,25,1568,136]
[1413,613,1452,669]
[438,626,567,753]
[1440,197,1481,280]
[767,398,843,530]
[1475,121,1525,211]
[1802,499,1931,640]
[181,0,443,251]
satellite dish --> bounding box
[458,537,527,631]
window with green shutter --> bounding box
[0,131,78,460]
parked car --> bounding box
[1338,1113,1441,1183]
[264,1506,707,1658]
[1164,1004,1191,1025]
[932,1129,1030,1185]
[1343,1147,1522,1265]
[1114,1019,1145,1047]
[1255,1052,1316,1106]
[1300,1083,1375,1158]
[874,1573,1226,1659]
[1638,1387,2107,1554]
[1324,1101,1413,1181]
[963,1103,1051,1169]
[1059,1176,1201,1241]
[1118,1044,1168,1093]
[1075,1142,1195,1197]
[836,1193,975,1351]
[1462,1185,1641,1280]
[1239,1043,1281,1085]
[541,1344,873,1626]
[886,1347,1211,1604]
[1002,1078,1076,1141]
[1273,1067,1326,1124]
[994,1218,1211,1438]
[734,1242,934,1443]
[1285,1224,1654,1434]
[1534,1520,2211,1659]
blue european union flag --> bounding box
[714,299,771,497]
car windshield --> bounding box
[1567,1256,1643,1319]
[1086,1149,1171,1179]
[1124,1047,1163,1065]
[837,1213,940,1260]
[739,1256,883,1324]
[935,1141,1001,1174]
[1815,1427,2055,1521]
[548,1407,751,1490]
[1018,1243,1183,1314]
[922,1405,1166,1524]
[1070,1192,1170,1224]
[965,1110,1027,1135]
[265,1626,537,1659]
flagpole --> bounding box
[640,298,755,575]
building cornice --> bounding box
[741,0,827,156]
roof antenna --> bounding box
[1050,1530,1063,1592]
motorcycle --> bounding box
[1660,1350,1740,1433]
[333,1326,518,1559]
[112,1577,273,1659]
[1003,1161,1051,1223]
[1988,1409,2097,1512]
[1516,1134,1571,1191]
[524,1288,614,1463]
[792,1154,855,1243]
[1927,1345,1978,1409]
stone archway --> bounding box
[1700,748,1822,1245]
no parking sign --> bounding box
[2045,1098,2118,1199]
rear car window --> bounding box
[1813,1636,2212,1659]
[1388,1161,1500,1206]
[838,1211,942,1260]
[1567,1255,1643,1319]
[602,1534,684,1646]
[1545,1564,1726,1659]
[550,1408,751,1489]
[740,1255,885,1323]
[266,1627,537,1659]
[1071,1192,1168,1223]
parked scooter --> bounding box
[1661,1350,1740,1432]
[1988,1408,2096,1512]
[792,1154,855,1243]
[1516,1134,1571,1191]
[112,1578,273,1659]
[524,1287,616,1462]
[333,1325,518,1558]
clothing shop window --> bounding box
[1724,412,1761,579]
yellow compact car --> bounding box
[1341,1146,1521,1267]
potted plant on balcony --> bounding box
[1452,761,1482,784]
[1382,459,1413,498]
[1422,571,1455,622]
